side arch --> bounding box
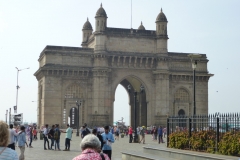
[173,87,192,116]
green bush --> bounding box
[168,130,240,156]
[189,130,215,153]
[169,131,189,149]
[218,131,240,156]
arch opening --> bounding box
[113,76,147,130]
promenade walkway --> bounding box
[15,133,167,160]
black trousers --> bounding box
[44,136,50,149]
[129,134,133,143]
[7,143,15,150]
[65,138,70,149]
[103,150,112,160]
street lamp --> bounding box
[6,110,8,123]
[76,100,82,136]
[188,54,202,116]
[127,84,145,143]
[15,67,29,114]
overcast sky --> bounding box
[0,0,240,125]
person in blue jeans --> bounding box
[158,126,164,144]
[101,125,115,159]
[54,124,61,150]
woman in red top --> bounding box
[32,128,37,140]
[128,126,133,143]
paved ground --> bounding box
[15,133,167,160]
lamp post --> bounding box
[15,67,29,114]
[9,108,11,125]
[76,100,82,136]
[127,84,145,143]
[6,110,8,123]
[188,54,201,116]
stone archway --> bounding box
[113,76,148,128]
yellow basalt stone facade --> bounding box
[34,4,212,128]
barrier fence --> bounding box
[167,113,240,152]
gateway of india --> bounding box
[34,4,212,128]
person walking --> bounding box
[28,126,33,148]
[152,126,158,141]
[62,124,72,151]
[128,126,133,143]
[7,124,19,150]
[0,121,18,160]
[18,126,28,160]
[32,127,37,140]
[43,124,50,150]
[139,126,146,144]
[92,128,104,149]
[81,125,90,139]
[48,125,55,150]
[54,124,61,151]
[101,125,115,160]
[158,126,164,144]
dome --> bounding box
[156,8,167,22]
[82,18,92,30]
[95,3,107,17]
[138,21,146,30]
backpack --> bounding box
[86,128,90,135]
[54,130,59,140]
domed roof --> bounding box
[95,3,107,18]
[138,21,145,30]
[156,8,167,22]
[82,18,92,30]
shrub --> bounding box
[218,131,240,156]
[169,131,189,149]
[189,130,216,153]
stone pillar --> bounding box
[91,54,111,126]
[41,76,63,127]
[153,71,169,126]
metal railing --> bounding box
[167,113,240,151]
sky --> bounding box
[0,0,240,125]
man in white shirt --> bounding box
[43,124,50,150]
[8,124,19,150]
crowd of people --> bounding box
[0,120,167,160]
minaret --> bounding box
[155,8,168,53]
[95,3,108,32]
[138,21,146,30]
[81,18,93,48]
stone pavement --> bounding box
[15,133,167,160]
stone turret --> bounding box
[155,8,168,53]
[156,8,168,36]
[82,18,93,47]
[138,21,146,30]
[95,3,108,32]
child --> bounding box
[18,126,28,160]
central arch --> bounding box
[113,76,148,128]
